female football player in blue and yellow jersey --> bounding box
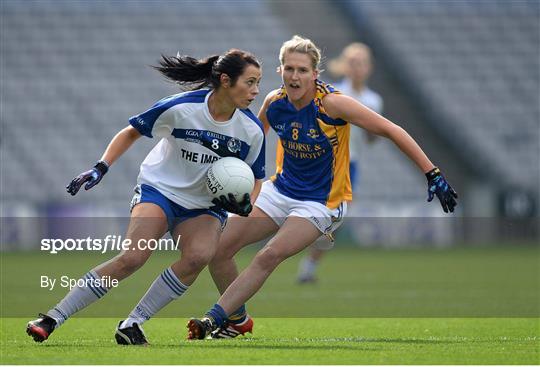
[187,35,458,340]
[26,49,265,345]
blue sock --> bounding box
[205,304,227,328]
[227,305,247,324]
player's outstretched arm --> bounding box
[66,126,142,196]
[322,94,458,213]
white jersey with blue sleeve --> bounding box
[129,89,265,209]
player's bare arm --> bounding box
[323,93,457,213]
[257,89,280,134]
[249,89,279,203]
[251,90,280,201]
[100,125,142,166]
[66,125,142,196]
[322,93,434,174]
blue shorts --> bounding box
[130,184,227,232]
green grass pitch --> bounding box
[2,318,538,364]
[1,245,539,364]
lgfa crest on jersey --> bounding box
[307,128,319,139]
[227,137,241,153]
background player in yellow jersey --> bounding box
[188,35,458,339]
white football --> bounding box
[206,157,255,201]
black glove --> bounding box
[66,160,109,196]
[212,193,253,217]
[426,167,458,213]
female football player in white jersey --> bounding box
[26,49,265,345]
[187,36,458,340]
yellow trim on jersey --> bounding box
[317,118,352,209]
[268,87,287,104]
[271,138,285,182]
[267,89,286,183]
[315,81,352,209]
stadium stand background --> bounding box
[1,0,288,216]
[1,0,538,247]
[338,0,539,219]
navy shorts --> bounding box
[130,184,227,232]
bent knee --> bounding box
[215,235,244,260]
[182,252,215,273]
[115,253,148,274]
[254,246,284,271]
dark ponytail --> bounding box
[153,49,260,91]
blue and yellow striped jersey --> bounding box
[266,80,352,209]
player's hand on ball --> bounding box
[66,161,109,196]
[212,193,253,217]
[426,167,458,213]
